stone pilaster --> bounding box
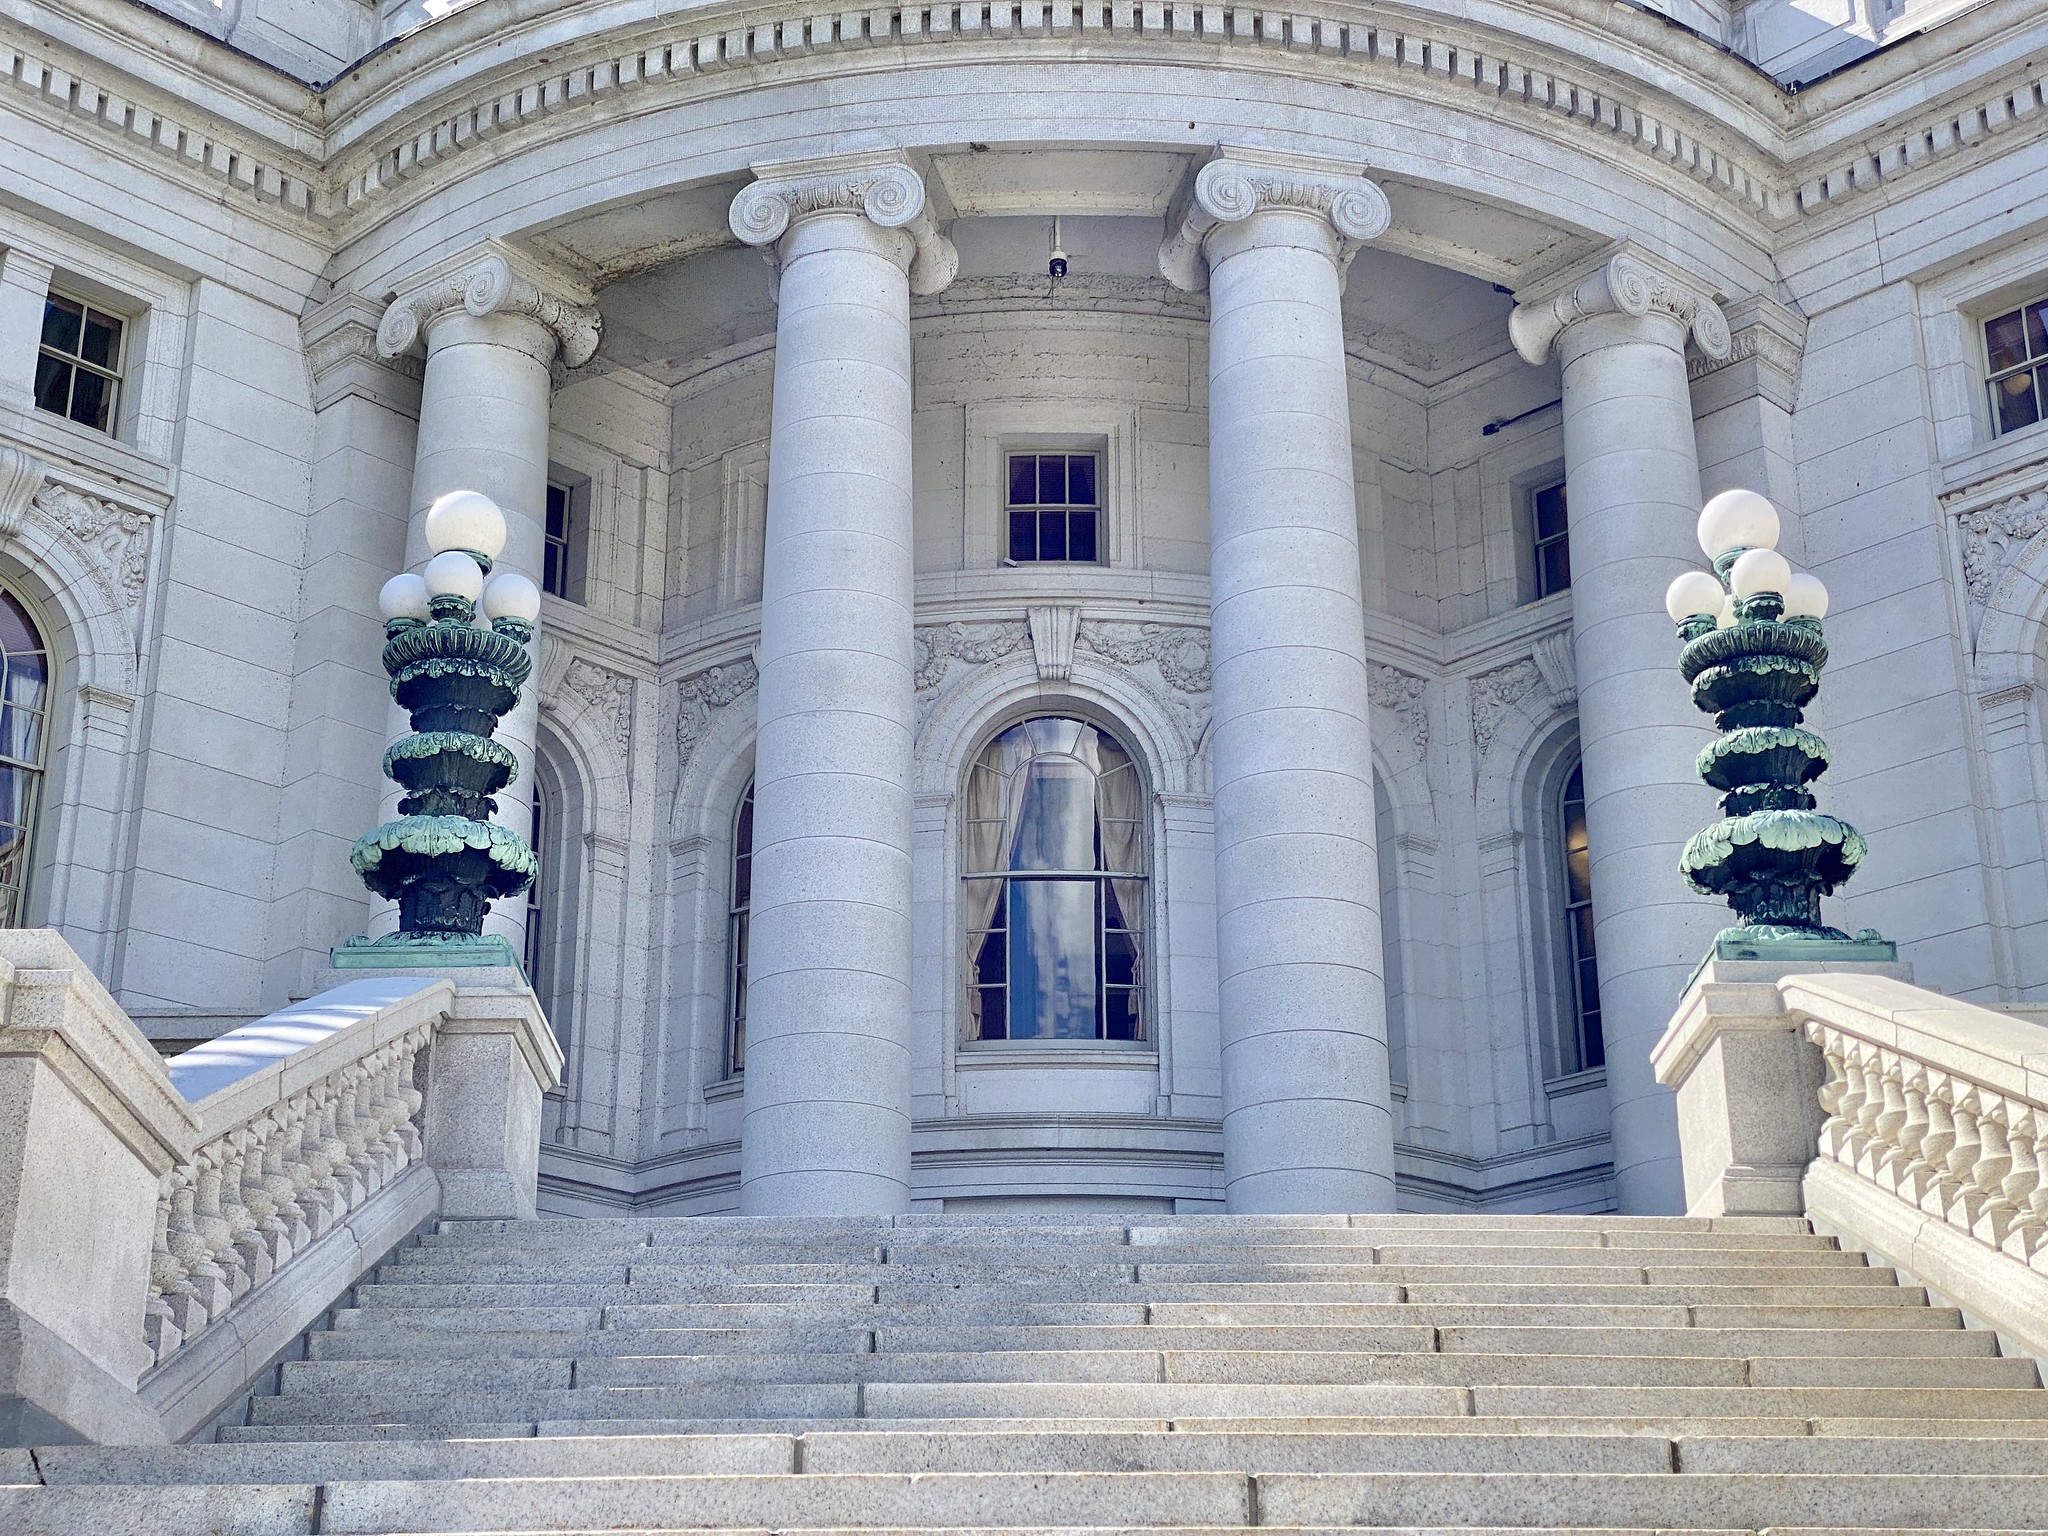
[1509,244,1731,1214]
[1160,146,1397,1214]
[728,153,952,1216]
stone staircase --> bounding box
[11,1212,2048,1533]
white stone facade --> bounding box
[0,0,2044,1217]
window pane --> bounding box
[1067,509,1098,563]
[1007,878,1098,1039]
[1989,307,2031,372]
[1038,455,1066,505]
[2029,301,2048,362]
[33,355,71,418]
[68,369,111,432]
[1068,455,1097,506]
[80,309,122,370]
[1008,509,1036,562]
[1036,510,1067,562]
[1996,370,2043,435]
[1538,539,1572,598]
[1008,455,1036,506]
[542,541,565,597]
[40,294,82,355]
[546,483,569,541]
[1534,483,1568,541]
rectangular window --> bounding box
[35,290,124,436]
[543,477,588,602]
[1006,451,1100,563]
[1530,480,1571,600]
[1987,297,2048,438]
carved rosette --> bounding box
[675,656,760,777]
[729,154,959,298]
[1158,146,1392,294]
[376,250,602,368]
[1509,247,1733,366]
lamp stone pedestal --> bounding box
[1652,955,1912,1217]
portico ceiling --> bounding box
[535,146,1596,389]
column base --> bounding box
[331,932,524,974]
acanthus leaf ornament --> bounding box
[674,656,759,777]
[560,657,635,756]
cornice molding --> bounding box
[1508,245,1733,365]
[1157,145,1392,293]
[373,243,601,368]
[301,294,422,413]
[728,153,959,297]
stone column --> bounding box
[375,247,600,960]
[1160,147,1397,1214]
[1509,248,1733,1214]
[728,154,956,1216]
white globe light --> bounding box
[1664,571,1726,624]
[422,549,485,602]
[1697,489,1781,558]
[1783,572,1831,620]
[377,572,431,621]
[1715,594,1737,629]
[481,571,543,624]
[424,490,508,560]
[1729,547,1793,600]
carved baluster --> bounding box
[370,1042,410,1181]
[218,1131,272,1290]
[164,1163,227,1327]
[323,1073,367,1214]
[395,1033,427,1163]
[1847,1043,1889,1178]
[191,1144,249,1305]
[1871,1055,1914,1193]
[275,1093,320,1250]
[1921,1074,1966,1214]
[340,1059,382,1200]
[1970,1095,2018,1249]
[1997,1104,2044,1262]
[1810,1026,1856,1165]
[1890,1063,1938,1204]
[261,1098,314,1256]
[238,1112,291,1273]
[1943,1086,1989,1233]
[144,1173,186,1363]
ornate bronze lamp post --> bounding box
[1665,489,1893,965]
[333,490,541,972]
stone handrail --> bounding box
[0,930,560,1445]
[1657,961,2048,1360]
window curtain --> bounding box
[1093,733,1145,999]
[963,726,1032,1037]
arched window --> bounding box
[727,783,754,1076]
[0,590,49,927]
[1556,760,1604,1073]
[964,716,1146,1043]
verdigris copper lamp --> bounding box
[333,490,540,972]
[1665,489,1894,965]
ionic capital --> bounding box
[1508,246,1732,366]
[1157,146,1392,293]
[375,243,601,368]
[728,153,958,297]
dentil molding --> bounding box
[375,243,602,367]
[1158,145,1392,292]
[729,154,959,298]
[1509,245,1733,365]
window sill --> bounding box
[1940,421,2048,497]
[1544,1065,1607,1096]
[957,1044,1159,1068]
[704,1076,744,1101]
[3,405,171,495]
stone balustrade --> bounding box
[1657,960,2048,1360]
[0,930,560,1445]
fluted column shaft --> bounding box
[1512,251,1733,1214]
[1165,149,1397,1213]
[729,157,955,1216]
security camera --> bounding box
[1048,218,1068,281]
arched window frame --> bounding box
[0,585,54,929]
[725,781,753,1078]
[958,712,1152,1048]
[1552,757,1604,1078]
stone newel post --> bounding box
[728,154,958,1216]
[1509,248,1733,1214]
[1161,147,1397,1214]
[376,246,600,962]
